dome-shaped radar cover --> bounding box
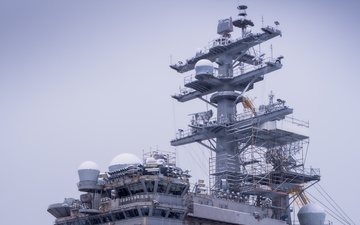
[195,59,214,77]
[78,161,100,181]
[78,161,100,171]
[195,59,213,67]
[298,203,325,214]
[298,203,326,225]
[145,157,157,165]
[108,153,141,172]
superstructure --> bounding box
[48,5,326,225]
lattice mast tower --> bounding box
[170,5,319,219]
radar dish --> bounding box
[217,17,233,35]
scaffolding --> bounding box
[209,116,318,196]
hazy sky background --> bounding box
[1,1,360,224]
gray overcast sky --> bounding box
[1,1,360,224]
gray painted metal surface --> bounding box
[48,5,322,225]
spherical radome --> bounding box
[145,157,157,164]
[78,161,100,171]
[78,161,100,182]
[108,153,142,172]
[195,59,214,76]
[298,203,325,214]
[110,153,141,166]
[156,159,165,165]
[195,59,213,67]
[298,203,326,225]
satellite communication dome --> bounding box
[156,159,165,165]
[195,59,214,77]
[145,157,157,165]
[78,161,100,181]
[108,153,142,172]
[298,203,326,225]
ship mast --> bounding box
[170,4,285,189]
[47,5,326,225]
[170,5,320,223]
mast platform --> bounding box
[172,60,282,103]
[171,106,293,147]
[170,28,282,74]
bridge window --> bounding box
[157,182,168,193]
[78,220,90,225]
[117,186,130,197]
[128,182,145,194]
[124,209,139,218]
[141,207,149,216]
[168,183,185,195]
[168,211,183,219]
[145,180,155,192]
[113,211,125,220]
[153,208,167,217]
[100,215,113,222]
[89,217,101,225]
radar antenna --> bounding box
[233,5,254,38]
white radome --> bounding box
[78,161,100,171]
[78,161,100,181]
[195,59,213,67]
[298,203,326,225]
[108,153,142,172]
[145,157,157,165]
[195,59,214,76]
[298,202,325,214]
